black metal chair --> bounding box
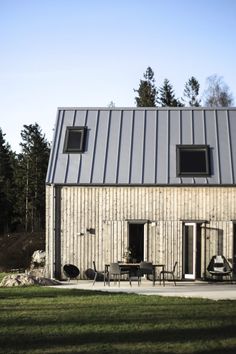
[108,262,130,287]
[138,261,155,286]
[160,261,177,286]
[92,261,106,286]
[207,255,232,281]
[63,264,80,282]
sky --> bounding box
[1,0,236,152]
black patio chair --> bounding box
[138,261,155,286]
[63,264,80,282]
[160,261,177,286]
[207,255,232,281]
[108,262,130,287]
[92,261,106,286]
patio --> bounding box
[51,279,236,300]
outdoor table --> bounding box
[104,263,165,286]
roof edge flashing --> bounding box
[57,107,236,112]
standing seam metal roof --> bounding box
[46,107,236,185]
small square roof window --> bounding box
[177,145,210,177]
[64,127,87,153]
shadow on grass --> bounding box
[0,324,236,352]
[0,287,236,353]
[0,286,225,300]
[0,287,119,299]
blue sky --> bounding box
[1,0,236,152]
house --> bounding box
[45,107,236,280]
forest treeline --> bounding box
[134,68,234,108]
[0,123,50,235]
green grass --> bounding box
[0,287,236,353]
[0,272,8,282]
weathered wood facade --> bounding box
[46,185,236,279]
[46,108,236,280]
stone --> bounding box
[31,250,46,266]
[28,250,46,277]
[0,273,60,287]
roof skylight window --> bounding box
[64,127,87,153]
[176,145,210,177]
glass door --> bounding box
[183,223,197,279]
[128,223,144,262]
[233,224,236,279]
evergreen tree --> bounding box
[203,74,234,107]
[183,76,201,107]
[15,124,50,232]
[134,67,158,107]
[0,128,16,234]
[159,79,184,107]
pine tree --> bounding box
[183,76,201,107]
[159,79,184,107]
[134,67,158,107]
[15,124,50,232]
[0,128,16,234]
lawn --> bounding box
[0,286,236,354]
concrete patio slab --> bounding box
[50,280,236,300]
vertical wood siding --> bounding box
[45,185,54,277]
[46,186,236,279]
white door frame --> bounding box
[183,223,197,279]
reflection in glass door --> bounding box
[184,223,197,279]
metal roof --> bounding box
[46,107,236,185]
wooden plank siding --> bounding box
[46,185,236,279]
[45,185,53,278]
